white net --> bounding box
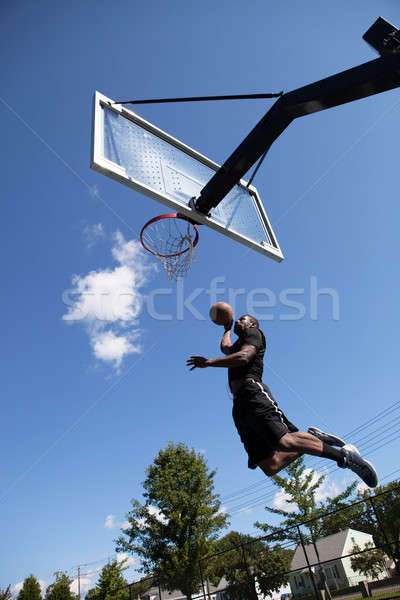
[141,215,198,281]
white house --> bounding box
[142,575,289,600]
[289,528,388,596]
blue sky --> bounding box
[1,0,400,594]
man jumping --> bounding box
[187,314,378,488]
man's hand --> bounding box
[224,318,233,332]
[187,356,209,371]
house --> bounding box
[289,528,388,596]
[141,576,288,600]
[141,578,225,600]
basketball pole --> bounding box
[195,51,400,214]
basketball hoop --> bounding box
[140,213,199,281]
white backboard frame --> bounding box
[91,91,283,261]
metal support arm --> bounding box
[195,52,400,214]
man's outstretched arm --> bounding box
[187,344,256,370]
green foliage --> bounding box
[0,586,12,600]
[316,481,400,558]
[254,457,357,544]
[45,572,77,600]
[350,483,400,550]
[212,531,293,600]
[85,560,129,600]
[350,542,387,579]
[126,577,154,600]
[116,443,228,600]
[17,575,42,600]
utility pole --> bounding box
[77,566,81,600]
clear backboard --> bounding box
[91,91,283,262]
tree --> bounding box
[318,481,400,571]
[212,531,293,600]
[349,483,400,548]
[17,576,42,600]
[350,542,387,579]
[45,572,77,600]
[125,577,153,600]
[254,457,357,545]
[116,443,228,600]
[0,586,12,600]
[85,560,129,600]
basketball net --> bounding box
[140,214,199,281]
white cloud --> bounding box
[63,231,155,370]
[272,468,341,511]
[105,514,117,529]
[112,232,143,268]
[89,185,100,199]
[13,581,47,596]
[137,505,169,530]
[273,488,297,511]
[238,506,253,514]
[92,330,140,368]
[104,514,132,531]
[356,481,370,494]
[70,577,93,596]
[147,505,169,524]
[83,223,105,248]
[116,553,139,569]
[63,264,143,323]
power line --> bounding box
[220,400,400,508]
[224,425,400,514]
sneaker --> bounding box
[340,444,378,488]
[308,426,345,447]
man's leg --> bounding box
[257,432,330,476]
[279,431,332,455]
[257,450,300,476]
[258,431,378,488]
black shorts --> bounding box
[232,380,298,469]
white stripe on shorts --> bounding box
[254,380,285,425]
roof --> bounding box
[290,529,367,571]
[142,578,228,600]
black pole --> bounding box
[240,543,258,600]
[195,52,400,214]
[198,560,207,600]
[310,534,324,588]
[113,92,283,106]
[297,525,320,600]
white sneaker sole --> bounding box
[342,443,360,455]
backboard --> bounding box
[91,91,283,262]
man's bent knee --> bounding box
[257,455,281,476]
[277,432,297,452]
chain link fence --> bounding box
[96,486,400,600]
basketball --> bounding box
[209,302,234,327]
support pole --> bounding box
[297,526,320,600]
[368,497,400,575]
[198,560,207,600]
[240,544,258,600]
[195,53,400,214]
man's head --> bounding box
[234,314,259,335]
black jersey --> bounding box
[228,328,266,386]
